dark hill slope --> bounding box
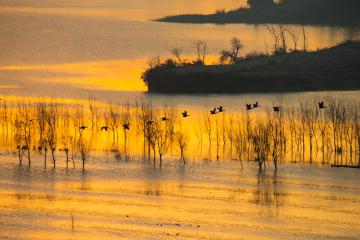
[145,41,360,93]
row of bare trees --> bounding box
[0,97,358,170]
[3,101,92,170]
[145,24,309,73]
[266,24,308,54]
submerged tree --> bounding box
[251,122,271,170]
[45,104,57,168]
[79,133,91,171]
[121,102,131,159]
[175,121,190,164]
[36,103,48,167]
[13,116,23,164]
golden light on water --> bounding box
[0,60,147,91]
[0,1,360,239]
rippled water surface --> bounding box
[0,154,359,240]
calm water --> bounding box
[1,1,360,239]
[0,0,357,92]
[0,155,359,240]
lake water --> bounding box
[0,1,359,239]
[1,155,360,240]
[0,0,358,93]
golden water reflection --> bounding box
[0,157,359,240]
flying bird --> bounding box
[217,106,225,113]
[273,107,281,112]
[101,126,108,131]
[161,117,169,121]
[246,104,252,111]
[318,101,326,109]
[253,102,260,108]
[122,123,130,130]
[182,111,190,118]
[147,120,154,125]
[210,108,217,115]
[79,125,88,130]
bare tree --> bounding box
[220,37,244,64]
[266,25,280,53]
[203,113,213,159]
[13,115,23,164]
[175,121,190,164]
[171,48,183,64]
[234,120,246,168]
[300,100,319,163]
[109,105,120,144]
[79,133,91,171]
[60,108,71,168]
[251,122,271,170]
[45,103,58,168]
[136,100,154,159]
[286,26,299,51]
[121,102,131,158]
[88,96,99,132]
[266,24,288,54]
[18,103,33,165]
[226,115,235,159]
[302,24,308,52]
[278,24,288,53]
[194,40,208,64]
[36,103,48,166]
[156,105,176,165]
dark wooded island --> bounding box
[142,41,360,94]
[157,0,360,26]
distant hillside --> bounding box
[143,41,360,94]
[158,0,360,26]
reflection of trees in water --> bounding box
[253,170,282,207]
[143,181,162,196]
[142,164,164,196]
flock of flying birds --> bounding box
[89,101,327,133]
[0,98,326,133]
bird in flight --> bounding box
[182,111,190,118]
[246,104,252,111]
[273,106,281,112]
[217,106,225,113]
[318,101,326,109]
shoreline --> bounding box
[144,41,360,94]
[157,1,360,27]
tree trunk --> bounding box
[52,151,56,168]
[27,149,31,166]
[18,148,22,165]
[66,151,69,169]
[44,149,47,168]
